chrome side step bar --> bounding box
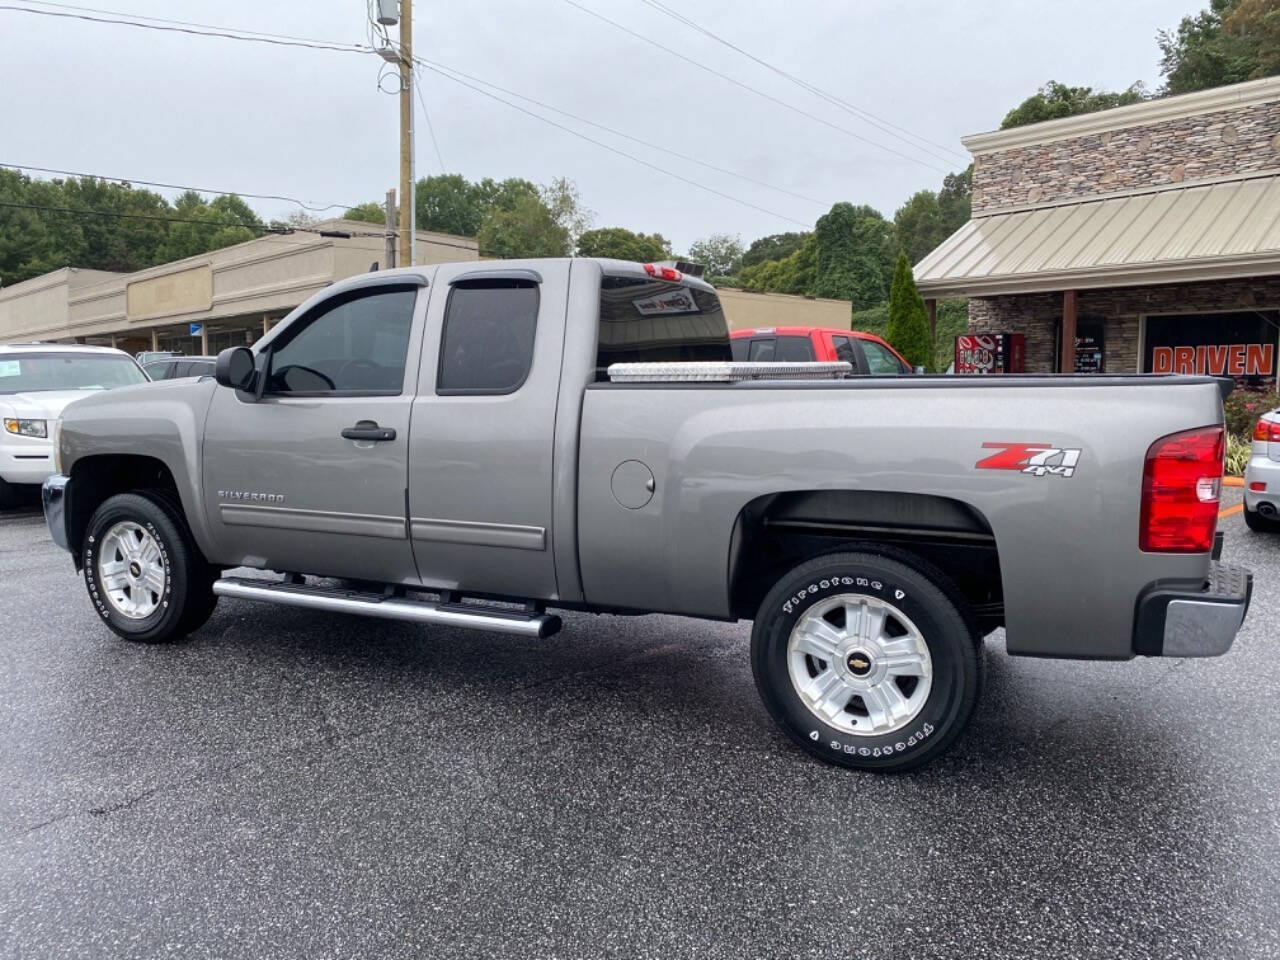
[212,576,562,639]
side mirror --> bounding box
[215,346,256,393]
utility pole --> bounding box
[385,187,397,268]
[398,0,415,267]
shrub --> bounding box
[1223,388,1280,441]
[1225,434,1251,477]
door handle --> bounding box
[341,420,396,442]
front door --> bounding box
[407,262,568,601]
[202,279,428,584]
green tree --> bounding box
[540,177,594,250]
[477,193,571,258]
[343,202,388,225]
[1000,81,1147,129]
[938,166,973,236]
[162,192,261,262]
[813,202,860,301]
[687,233,744,276]
[885,252,933,371]
[416,173,486,236]
[1159,0,1280,94]
[576,226,670,261]
[893,190,943,266]
[740,232,808,270]
[738,233,816,294]
[893,166,973,266]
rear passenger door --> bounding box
[407,263,569,600]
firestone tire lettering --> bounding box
[752,550,981,773]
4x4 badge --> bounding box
[976,442,1082,478]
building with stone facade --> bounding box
[917,75,1280,384]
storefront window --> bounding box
[1144,311,1278,388]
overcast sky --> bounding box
[2,0,1195,252]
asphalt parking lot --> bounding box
[1,490,1277,960]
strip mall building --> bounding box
[918,75,1280,386]
[0,222,853,350]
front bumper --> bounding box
[41,474,70,552]
[1244,454,1280,514]
[1133,561,1252,657]
[0,437,55,485]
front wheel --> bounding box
[82,491,217,643]
[751,550,981,773]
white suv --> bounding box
[0,344,148,507]
[1244,408,1280,532]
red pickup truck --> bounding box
[729,326,913,374]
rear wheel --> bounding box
[82,491,217,643]
[1244,507,1280,532]
[751,550,980,773]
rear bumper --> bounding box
[1244,454,1280,514]
[41,474,70,552]
[1133,561,1252,657]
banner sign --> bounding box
[1150,343,1274,376]
[1144,311,1277,382]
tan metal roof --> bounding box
[915,173,1280,298]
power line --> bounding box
[0,163,359,213]
[0,199,286,232]
[636,0,969,166]
[0,199,494,256]
[18,0,369,48]
[0,3,376,54]
[413,59,811,227]
[5,0,811,225]
[413,73,448,175]
[559,0,951,175]
[417,56,828,207]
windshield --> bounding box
[0,353,149,394]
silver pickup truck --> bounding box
[40,258,1252,772]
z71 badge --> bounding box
[976,442,1081,478]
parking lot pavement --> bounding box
[0,505,1276,960]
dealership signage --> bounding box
[632,288,700,316]
[1144,311,1278,382]
[1150,343,1274,376]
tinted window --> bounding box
[730,338,749,361]
[0,353,147,393]
[188,360,215,378]
[747,338,776,361]
[832,336,857,365]
[596,276,730,379]
[860,339,906,375]
[142,360,174,380]
[437,279,538,394]
[267,287,417,394]
[773,335,816,362]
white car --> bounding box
[1244,407,1280,532]
[0,343,149,507]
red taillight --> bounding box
[641,263,683,282]
[1140,425,1223,553]
[1253,418,1280,442]
[1250,481,1267,492]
